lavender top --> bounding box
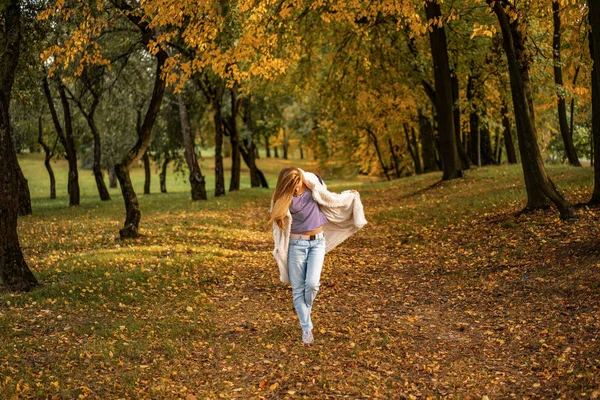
[290,189,328,233]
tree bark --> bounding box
[159,157,169,193]
[501,101,518,164]
[552,1,581,166]
[108,167,117,188]
[142,151,151,195]
[404,123,422,175]
[38,114,56,199]
[70,85,111,200]
[480,107,496,165]
[228,86,241,192]
[589,0,600,203]
[467,74,481,166]
[419,109,438,173]
[177,92,207,200]
[240,96,267,188]
[452,71,471,169]
[425,0,462,180]
[116,49,168,238]
[0,0,38,291]
[42,77,80,206]
[365,128,390,181]
[213,100,226,197]
[490,0,573,218]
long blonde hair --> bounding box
[269,167,307,229]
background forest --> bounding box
[1,0,600,398]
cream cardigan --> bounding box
[272,171,368,284]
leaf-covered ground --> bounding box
[1,156,599,399]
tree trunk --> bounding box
[467,74,481,166]
[495,127,503,164]
[552,1,581,167]
[365,128,390,181]
[177,92,207,200]
[159,157,169,193]
[228,87,241,192]
[419,109,438,173]
[569,65,581,142]
[404,123,422,175]
[116,50,168,239]
[82,97,110,200]
[108,167,117,188]
[490,0,573,218]
[143,151,151,195]
[38,114,56,199]
[452,71,471,169]
[265,135,271,158]
[240,96,267,188]
[389,136,401,178]
[274,146,279,158]
[425,0,462,180]
[283,130,289,160]
[589,0,600,203]
[213,100,226,197]
[0,0,38,291]
[501,101,518,164]
[43,77,80,206]
[480,107,496,165]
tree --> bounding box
[42,76,80,207]
[487,0,574,219]
[0,0,39,291]
[425,0,462,180]
[589,1,600,204]
[552,1,581,167]
[177,91,207,200]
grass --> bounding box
[1,154,599,399]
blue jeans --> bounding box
[287,237,326,332]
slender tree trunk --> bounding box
[419,109,438,173]
[589,1,600,203]
[142,152,151,195]
[404,123,422,175]
[452,71,471,169]
[569,65,581,141]
[43,77,80,206]
[283,130,289,160]
[552,1,581,166]
[116,50,168,238]
[265,135,271,158]
[389,136,402,178]
[108,167,117,188]
[501,101,518,164]
[480,107,496,165]
[495,127,503,164]
[159,157,169,193]
[425,0,461,180]
[467,74,481,166]
[177,92,207,200]
[365,128,390,181]
[0,0,38,291]
[240,96,267,188]
[80,98,110,200]
[490,0,573,218]
[38,114,56,199]
[274,146,279,158]
[228,86,241,192]
[213,100,226,197]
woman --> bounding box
[270,167,367,344]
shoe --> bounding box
[302,330,314,344]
